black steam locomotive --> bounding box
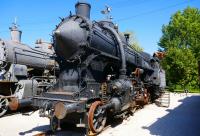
[0,24,57,117]
[32,2,166,134]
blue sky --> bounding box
[0,0,199,54]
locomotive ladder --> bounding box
[158,89,170,107]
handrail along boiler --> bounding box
[32,2,166,134]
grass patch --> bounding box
[168,85,200,93]
[173,89,200,93]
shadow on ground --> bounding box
[143,95,200,136]
[19,114,124,136]
[19,123,86,136]
[19,125,49,135]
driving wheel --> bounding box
[50,115,59,132]
[88,101,107,134]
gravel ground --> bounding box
[0,93,200,136]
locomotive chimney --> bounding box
[124,33,130,43]
[75,1,91,19]
[9,24,22,43]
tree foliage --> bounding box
[161,48,198,87]
[159,7,200,87]
[159,7,200,53]
[123,31,143,52]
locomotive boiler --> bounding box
[0,24,58,117]
[32,2,165,134]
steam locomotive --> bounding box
[32,2,166,134]
[0,24,58,117]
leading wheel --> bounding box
[0,97,9,117]
[88,101,107,134]
[50,115,59,132]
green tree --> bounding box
[123,31,143,52]
[161,47,198,88]
[159,7,200,87]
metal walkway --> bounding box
[157,91,170,107]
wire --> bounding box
[111,0,145,6]
[115,0,193,22]
[0,0,149,26]
[111,0,151,9]
[0,0,194,31]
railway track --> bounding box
[1,111,21,118]
[33,126,112,136]
[33,107,138,136]
[0,107,36,118]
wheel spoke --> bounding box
[0,98,8,117]
[98,108,102,113]
[1,104,6,109]
[2,105,6,109]
[94,111,99,116]
[93,118,97,123]
[94,121,98,129]
[97,122,101,130]
[98,118,102,123]
[0,99,6,104]
[94,108,101,116]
